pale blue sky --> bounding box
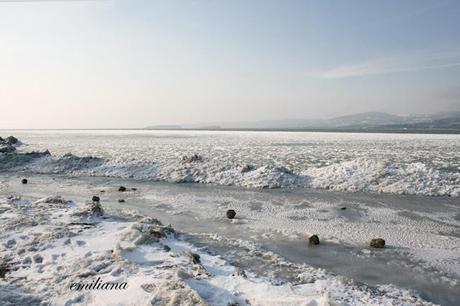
[0,0,459,128]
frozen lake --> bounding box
[1,130,460,304]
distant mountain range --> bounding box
[146,111,460,132]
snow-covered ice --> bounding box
[1,130,459,197]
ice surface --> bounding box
[1,130,459,196]
[0,188,435,305]
[1,174,459,305]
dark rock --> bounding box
[162,245,171,252]
[92,196,100,202]
[21,179,28,184]
[0,263,10,279]
[182,154,203,163]
[234,267,247,278]
[118,186,127,192]
[0,144,16,153]
[149,227,166,239]
[370,238,385,248]
[131,188,137,191]
[309,235,320,245]
[6,136,19,145]
[25,150,50,158]
[190,253,201,264]
[340,207,347,210]
[226,209,236,219]
[118,199,125,203]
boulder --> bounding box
[21,179,28,184]
[370,238,385,248]
[92,196,100,202]
[118,199,125,203]
[118,186,127,192]
[6,136,19,145]
[226,209,236,219]
[309,235,320,245]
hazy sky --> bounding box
[1,0,459,129]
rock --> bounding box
[0,144,16,153]
[149,227,166,239]
[6,136,19,145]
[370,238,385,248]
[0,263,10,279]
[309,235,320,245]
[190,253,201,264]
[25,150,50,158]
[182,154,203,163]
[21,179,28,184]
[118,199,125,203]
[131,188,137,191]
[89,202,103,216]
[226,209,236,219]
[118,186,127,192]
[234,267,247,278]
[163,245,171,252]
[92,196,100,202]
[340,207,347,210]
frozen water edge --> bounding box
[0,176,448,305]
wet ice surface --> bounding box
[2,130,460,196]
[2,174,459,305]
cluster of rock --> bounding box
[182,154,204,163]
[0,136,19,153]
[223,208,385,249]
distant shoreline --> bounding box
[1,128,460,134]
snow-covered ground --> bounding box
[0,181,436,306]
[1,173,459,305]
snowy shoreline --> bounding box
[0,189,435,306]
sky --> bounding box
[0,0,459,129]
